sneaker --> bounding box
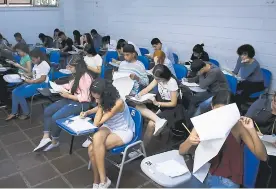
[33,138,52,152]
[128,149,142,159]
[82,138,92,148]
[153,118,167,136]
[93,183,99,189]
[18,115,30,120]
[98,177,111,189]
[43,142,60,151]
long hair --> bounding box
[90,78,120,112]
[29,48,50,65]
[68,54,92,95]
[73,30,81,45]
[153,50,166,64]
[153,64,173,81]
[84,33,93,46]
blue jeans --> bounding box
[194,96,213,117]
[12,83,48,115]
[206,174,240,188]
[43,99,90,138]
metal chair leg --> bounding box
[69,136,75,154]
[88,161,91,170]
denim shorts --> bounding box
[206,174,240,188]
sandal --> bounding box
[5,114,17,121]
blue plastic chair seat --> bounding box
[224,74,238,94]
[173,64,188,80]
[139,48,149,56]
[173,53,179,64]
[137,56,150,70]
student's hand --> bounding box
[257,131,263,137]
[112,58,117,63]
[138,89,147,97]
[59,91,70,98]
[188,129,200,145]
[239,116,254,129]
[12,63,20,68]
[130,74,139,81]
[150,97,159,106]
[24,79,33,84]
[80,111,87,119]
[153,56,159,64]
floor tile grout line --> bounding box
[13,120,74,188]
[31,175,61,188]
[0,136,32,187]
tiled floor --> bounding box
[0,104,202,188]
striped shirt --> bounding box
[118,60,149,95]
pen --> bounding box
[254,121,261,133]
[182,123,191,134]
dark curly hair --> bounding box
[237,44,255,58]
[90,78,120,112]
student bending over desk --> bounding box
[179,91,267,188]
[33,55,95,152]
[87,78,135,189]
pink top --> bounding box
[61,73,92,102]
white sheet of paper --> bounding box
[67,119,97,134]
[156,159,189,178]
[113,72,131,80]
[191,103,240,141]
[130,93,156,102]
[70,115,91,122]
[261,135,276,144]
[113,77,134,100]
[49,81,69,93]
[181,81,199,87]
[263,142,276,156]
[49,89,59,94]
[189,87,207,93]
[193,162,211,183]
[146,70,153,75]
[109,62,120,67]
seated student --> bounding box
[0,33,10,47]
[117,39,141,56]
[187,59,228,120]
[84,46,102,77]
[53,28,61,48]
[151,50,176,77]
[245,93,276,188]
[38,33,54,48]
[232,44,264,110]
[91,29,102,50]
[5,49,50,120]
[102,35,117,51]
[179,90,267,188]
[33,55,95,152]
[73,30,81,46]
[129,64,184,157]
[87,78,135,189]
[2,32,26,52]
[149,38,175,64]
[0,43,32,108]
[190,44,209,61]
[82,33,94,52]
[58,32,73,52]
[113,41,127,62]
[118,44,149,95]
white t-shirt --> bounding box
[32,61,51,83]
[158,77,179,100]
[128,41,141,56]
[84,54,103,68]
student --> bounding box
[58,32,73,52]
[83,33,94,52]
[246,93,276,188]
[117,39,141,56]
[129,64,184,158]
[38,33,54,48]
[4,33,26,52]
[53,28,61,48]
[5,49,50,120]
[87,78,135,189]
[33,55,94,152]
[179,90,267,188]
[190,44,209,61]
[150,38,175,64]
[187,59,228,120]
[84,46,102,77]
[73,30,81,46]
[115,41,127,61]
[102,35,117,51]
[152,50,176,77]
[232,44,264,110]
[0,33,9,47]
[91,29,102,50]
[118,44,148,95]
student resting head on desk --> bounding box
[179,90,267,188]
[128,64,184,158]
[33,54,95,152]
[232,44,264,110]
[5,48,50,121]
[87,78,135,189]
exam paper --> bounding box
[193,162,211,183]
[66,119,97,134]
[261,135,276,144]
[49,81,69,93]
[263,142,276,156]
[70,115,91,122]
[113,77,134,100]
[113,72,131,80]
[130,93,156,103]
[181,80,200,87]
[156,159,189,178]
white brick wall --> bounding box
[78,0,276,90]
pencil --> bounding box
[254,121,261,133]
[182,123,191,134]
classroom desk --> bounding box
[141,150,192,187]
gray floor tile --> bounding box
[63,166,92,188]
[6,140,34,157]
[51,154,85,174]
[24,126,43,139]
[1,131,28,146]
[14,152,47,171]
[35,177,70,188]
[0,159,18,178]
[0,174,27,188]
[0,124,19,136]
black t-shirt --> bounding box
[61,37,73,52]
[190,51,209,61]
[43,36,54,48]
